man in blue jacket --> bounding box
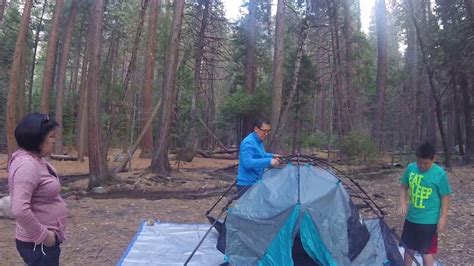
[236,118,281,195]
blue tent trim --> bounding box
[256,204,301,266]
[300,212,337,266]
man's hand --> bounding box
[398,204,407,216]
[273,154,282,159]
[271,157,281,167]
[437,217,447,233]
[399,185,408,216]
[42,230,56,247]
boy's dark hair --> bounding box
[253,118,270,129]
[416,142,436,159]
[15,113,59,153]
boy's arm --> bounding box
[398,184,409,216]
[437,195,450,232]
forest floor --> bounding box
[0,150,473,265]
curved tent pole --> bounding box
[184,195,236,266]
[291,154,420,266]
[189,154,419,266]
[206,181,236,217]
[189,168,276,264]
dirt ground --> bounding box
[0,151,473,265]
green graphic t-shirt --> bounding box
[400,162,452,224]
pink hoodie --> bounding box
[8,149,67,244]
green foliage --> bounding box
[354,32,377,100]
[220,88,271,124]
[300,131,337,150]
[339,131,376,162]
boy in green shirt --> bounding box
[399,142,452,266]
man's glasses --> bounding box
[257,127,271,134]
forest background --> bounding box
[0,0,473,187]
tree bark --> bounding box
[272,14,309,152]
[28,1,47,112]
[407,0,451,169]
[150,0,185,176]
[55,1,78,154]
[464,0,474,20]
[86,0,111,188]
[0,0,6,24]
[184,0,211,160]
[16,44,28,122]
[39,0,64,114]
[139,0,160,158]
[328,0,350,136]
[269,0,286,149]
[452,72,464,156]
[241,0,258,139]
[460,72,473,158]
[371,0,388,151]
[404,5,417,148]
[342,0,357,126]
[76,50,89,161]
[70,33,83,102]
[106,0,149,156]
[6,0,33,158]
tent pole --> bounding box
[185,195,235,265]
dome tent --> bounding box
[187,155,408,265]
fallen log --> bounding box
[215,163,239,172]
[197,149,237,158]
[50,154,78,161]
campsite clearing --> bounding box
[0,153,473,265]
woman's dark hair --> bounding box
[14,113,59,153]
[416,142,436,159]
[253,118,271,129]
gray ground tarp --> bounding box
[117,222,224,265]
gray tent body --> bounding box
[223,164,402,265]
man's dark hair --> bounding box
[416,142,436,159]
[15,113,59,153]
[253,118,270,129]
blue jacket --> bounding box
[236,132,273,186]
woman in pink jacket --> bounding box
[8,113,67,266]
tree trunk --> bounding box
[182,0,211,161]
[54,1,78,154]
[452,72,464,156]
[150,0,185,176]
[101,30,120,158]
[16,45,28,122]
[70,33,83,102]
[39,0,64,114]
[27,1,47,112]
[86,0,111,188]
[372,0,388,151]
[139,0,160,158]
[328,0,350,136]
[447,86,455,158]
[242,0,258,139]
[272,15,309,152]
[0,0,6,24]
[105,0,148,156]
[269,0,285,149]
[76,50,89,161]
[460,72,473,158]
[6,0,33,158]
[407,0,451,169]
[404,6,417,149]
[342,0,357,127]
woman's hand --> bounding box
[43,230,56,247]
